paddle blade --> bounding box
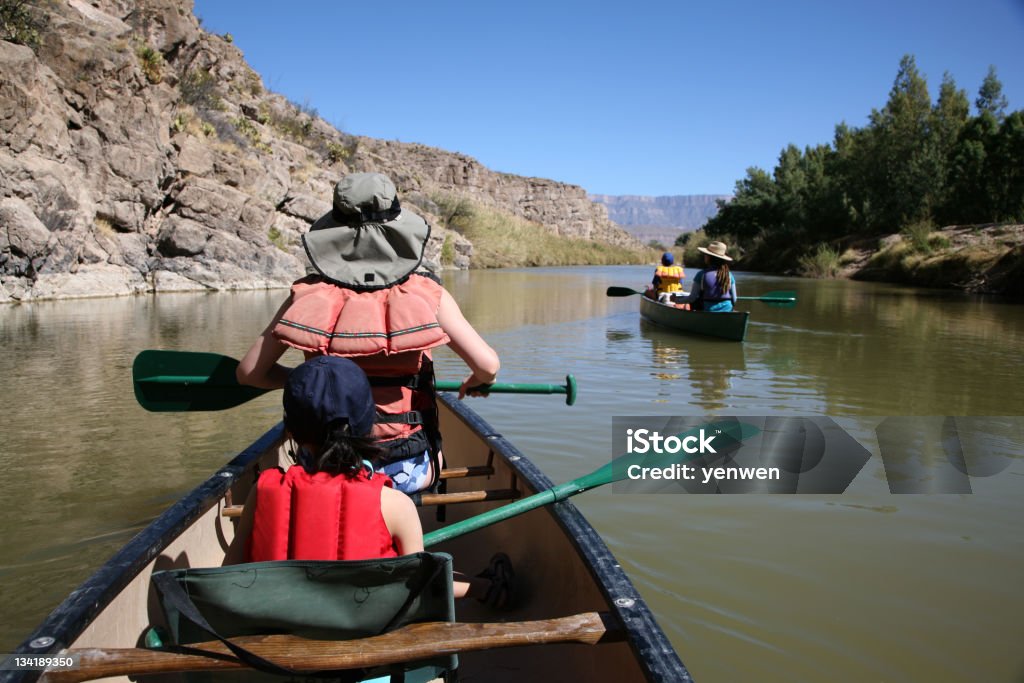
[737,290,798,307]
[606,286,644,297]
[133,350,269,412]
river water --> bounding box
[1,265,1022,682]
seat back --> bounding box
[152,552,456,681]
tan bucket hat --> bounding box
[302,173,430,290]
[697,241,733,262]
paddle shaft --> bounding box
[39,613,615,683]
[605,286,796,304]
[133,351,577,408]
[136,374,571,396]
[424,475,603,546]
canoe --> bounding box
[3,395,692,683]
[640,296,749,342]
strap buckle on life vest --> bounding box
[375,410,423,426]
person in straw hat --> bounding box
[236,173,500,494]
[678,240,737,312]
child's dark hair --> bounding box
[299,420,385,476]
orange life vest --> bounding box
[248,466,398,562]
[655,265,685,293]
[272,274,449,463]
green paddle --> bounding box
[424,418,761,546]
[605,286,797,307]
[132,350,578,411]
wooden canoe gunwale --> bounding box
[3,396,691,683]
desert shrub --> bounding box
[797,244,841,278]
[180,68,222,110]
[136,43,164,84]
[901,218,938,254]
[268,226,288,250]
[1,0,48,50]
[432,194,474,230]
[326,139,357,164]
[440,234,455,266]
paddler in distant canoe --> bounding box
[677,241,737,312]
[650,252,685,302]
[648,251,690,309]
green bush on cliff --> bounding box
[136,43,164,84]
[180,69,222,111]
[1,0,48,50]
[440,234,455,266]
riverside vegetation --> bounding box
[0,0,646,303]
[686,55,1023,297]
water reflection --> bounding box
[640,320,747,411]
[445,268,619,332]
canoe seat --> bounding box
[150,552,458,683]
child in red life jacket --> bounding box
[228,355,512,605]
[236,173,500,495]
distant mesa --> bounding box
[589,194,731,246]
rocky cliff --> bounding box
[0,0,636,303]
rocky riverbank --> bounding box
[839,223,1024,297]
[1,0,640,304]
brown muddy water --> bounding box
[1,265,1022,682]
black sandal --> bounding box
[476,552,515,610]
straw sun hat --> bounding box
[696,241,733,262]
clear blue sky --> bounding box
[193,0,1024,197]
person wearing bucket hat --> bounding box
[678,240,738,312]
[651,251,686,304]
[228,356,512,605]
[236,173,500,495]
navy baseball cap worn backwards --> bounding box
[283,356,376,444]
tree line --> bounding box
[699,55,1023,264]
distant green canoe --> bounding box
[640,296,749,342]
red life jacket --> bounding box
[247,466,398,562]
[272,274,449,462]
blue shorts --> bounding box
[379,451,433,493]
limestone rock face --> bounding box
[0,0,636,302]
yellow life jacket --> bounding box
[655,265,685,293]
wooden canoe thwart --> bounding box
[5,396,692,683]
[640,296,750,342]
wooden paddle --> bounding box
[605,286,798,307]
[39,612,619,683]
[132,350,578,410]
[424,418,761,546]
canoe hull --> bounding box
[640,296,749,341]
[3,396,691,683]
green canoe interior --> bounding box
[19,396,686,682]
